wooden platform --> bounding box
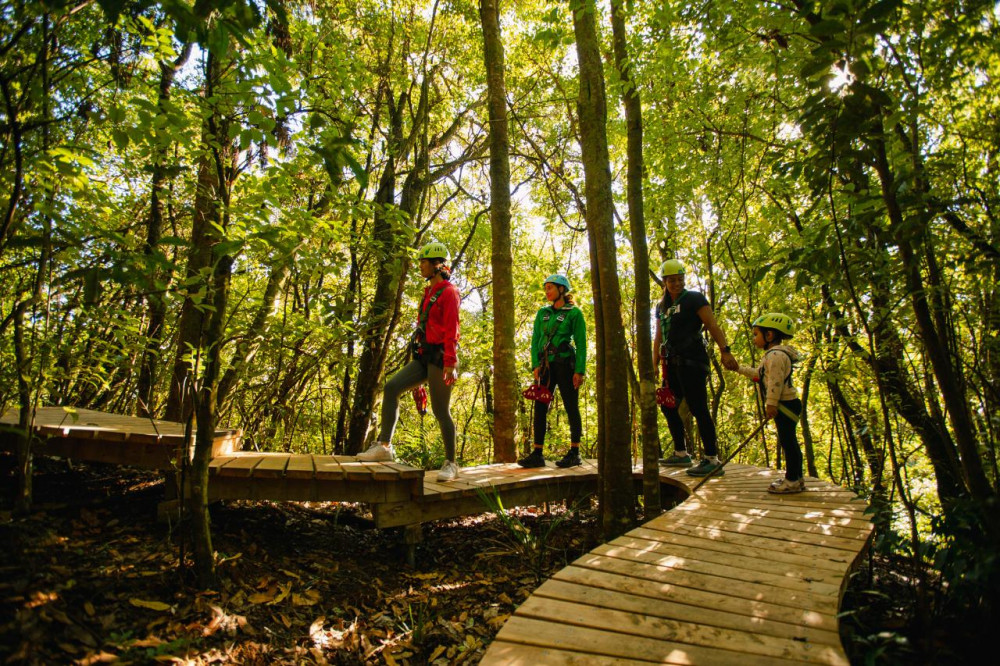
[207,452,424,504]
[0,406,241,469]
[481,464,873,665]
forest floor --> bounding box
[0,456,960,665]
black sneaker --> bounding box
[555,449,582,468]
[518,449,546,468]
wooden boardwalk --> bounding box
[6,408,873,662]
[0,406,241,469]
[481,464,873,665]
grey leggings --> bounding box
[378,359,456,461]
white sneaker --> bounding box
[357,443,394,462]
[437,460,459,482]
[768,478,805,494]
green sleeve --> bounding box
[572,308,587,375]
[530,308,545,369]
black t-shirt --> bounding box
[656,290,710,362]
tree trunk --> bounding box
[480,0,518,463]
[137,45,191,417]
[572,0,635,538]
[871,133,993,501]
[799,354,819,478]
[610,0,659,520]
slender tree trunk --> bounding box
[137,45,192,417]
[871,133,993,501]
[480,0,518,463]
[610,0,659,519]
[572,0,635,538]
[12,302,32,514]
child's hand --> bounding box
[765,404,778,420]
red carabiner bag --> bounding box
[522,384,553,404]
[655,385,676,408]
[413,386,428,415]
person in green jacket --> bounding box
[519,274,587,469]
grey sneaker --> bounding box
[768,478,805,494]
[659,453,693,467]
[357,443,394,462]
[437,460,460,482]
[685,458,724,477]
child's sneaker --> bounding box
[659,452,693,467]
[518,448,546,468]
[768,478,805,494]
[685,458,724,477]
[437,460,460,482]
[555,449,582,468]
[357,443,394,462]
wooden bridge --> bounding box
[3,408,873,664]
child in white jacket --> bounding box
[733,313,805,494]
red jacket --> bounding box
[420,280,460,367]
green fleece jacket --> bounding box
[530,304,587,375]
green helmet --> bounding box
[658,259,685,277]
[543,274,571,292]
[753,312,795,337]
[417,241,450,263]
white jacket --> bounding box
[737,345,801,407]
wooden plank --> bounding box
[481,642,653,666]
[569,552,838,614]
[642,520,860,568]
[215,454,263,477]
[492,616,795,666]
[697,501,875,529]
[671,504,873,541]
[624,527,849,574]
[535,578,842,647]
[313,456,347,480]
[656,510,869,552]
[591,542,842,596]
[513,596,848,664]
[284,455,315,480]
[249,453,289,478]
[339,461,376,482]
[551,566,839,633]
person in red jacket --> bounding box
[357,242,462,482]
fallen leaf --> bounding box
[130,598,171,612]
[292,589,321,606]
[272,581,292,604]
[84,601,96,616]
[429,645,446,661]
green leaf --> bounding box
[809,19,848,37]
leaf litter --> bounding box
[1,458,601,664]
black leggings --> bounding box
[659,360,718,457]
[533,361,582,446]
[775,399,803,481]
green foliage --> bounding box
[476,486,588,586]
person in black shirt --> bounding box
[653,259,738,477]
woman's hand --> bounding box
[573,373,585,389]
[443,366,457,386]
[721,350,739,371]
[765,404,777,420]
